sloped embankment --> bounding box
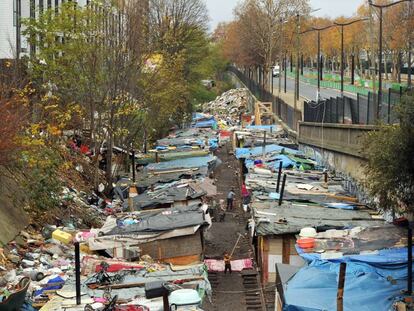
[0,168,29,245]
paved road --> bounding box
[272,76,357,101]
[271,76,371,123]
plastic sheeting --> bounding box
[245,154,296,169]
[193,117,217,129]
[146,155,216,171]
[245,125,281,132]
[297,247,413,281]
[235,145,299,159]
[323,203,357,210]
[284,261,408,311]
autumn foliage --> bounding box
[216,0,413,83]
[0,67,29,166]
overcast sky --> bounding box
[206,0,365,30]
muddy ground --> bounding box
[202,142,262,311]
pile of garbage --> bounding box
[0,218,211,310]
[202,88,250,121]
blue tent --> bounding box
[284,262,407,311]
[235,144,300,159]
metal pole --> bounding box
[131,149,136,182]
[408,225,413,295]
[317,31,321,102]
[75,242,81,305]
[271,69,274,94]
[144,128,147,154]
[284,54,287,93]
[276,161,283,193]
[16,0,21,60]
[278,174,287,206]
[351,51,355,85]
[301,54,304,75]
[279,18,283,94]
[409,1,412,88]
[378,7,383,118]
[262,131,267,160]
[295,13,300,107]
[340,25,344,96]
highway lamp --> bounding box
[301,25,335,102]
[334,18,368,97]
[278,18,288,95]
[293,8,321,104]
[368,0,413,116]
[295,13,300,109]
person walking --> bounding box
[219,199,226,222]
[224,252,232,274]
[227,188,236,210]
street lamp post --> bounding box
[368,0,413,116]
[303,25,335,102]
[284,53,287,93]
[294,13,300,109]
[408,1,412,87]
[278,18,284,95]
[334,18,368,96]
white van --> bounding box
[272,65,280,77]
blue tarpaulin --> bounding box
[208,138,218,150]
[245,125,281,132]
[34,276,65,297]
[193,117,217,129]
[297,247,414,280]
[235,145,300,159]
[284,263,407,311]
[192,112,207,120]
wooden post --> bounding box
[128,186,138,212]
[337,262,347,311]
[162,292,169,311]
[155,151,160,163]
[262,131,267,160]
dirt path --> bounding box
[203,142,265,311]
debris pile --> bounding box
[230,110,414,310]
[202,88,250,122]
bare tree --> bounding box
[235,0,309,90]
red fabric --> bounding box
[219,130,232,137]
[241,184,249,197]
[80,144,90,154]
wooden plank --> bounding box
[337,263,347,311]
[282,236,290,264]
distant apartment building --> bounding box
[0,0,89,59]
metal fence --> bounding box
[304,88,405,125]
[228,66,302,131]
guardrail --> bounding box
[287,70,407,95]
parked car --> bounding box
[272,65,280,77]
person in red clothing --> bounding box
[241,183,251,205]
